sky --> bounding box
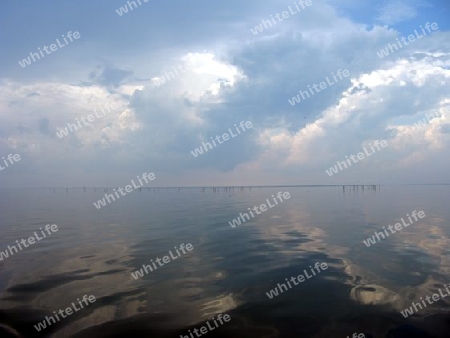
[0,0,449,187]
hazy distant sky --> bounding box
[0,0,449,187]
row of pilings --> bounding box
[52,186,264,193]
[342,185,380,193]
[48,185,381,193]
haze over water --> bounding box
[1,185,449,337]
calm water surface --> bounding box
[1,186,450,337]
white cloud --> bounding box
[376,0,428,25]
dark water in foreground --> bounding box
[1,186,450,338]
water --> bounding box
[1,185,450,337]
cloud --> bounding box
[88,65,133,89]
[376,0,429,25]
[38,118,51,136]
[0,0,449,186]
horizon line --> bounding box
[1,183,450,189]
